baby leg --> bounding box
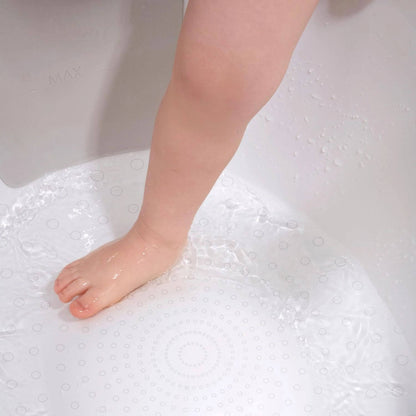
[54,0,319,319]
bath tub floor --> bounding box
[0,151,415,416]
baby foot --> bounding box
[54,219,187,319]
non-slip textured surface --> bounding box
[1,151,415,416]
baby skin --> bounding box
[54,219,187,319]
[53,0,318,319]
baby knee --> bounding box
[172,43,288,121]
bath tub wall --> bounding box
[227,0,416,355]
[0,0,183,187]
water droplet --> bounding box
[321,146,328,154]
[333,159,343,167]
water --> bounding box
[0,151,415,415]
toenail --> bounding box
[77,301,88,311]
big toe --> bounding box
[69,288,110,319]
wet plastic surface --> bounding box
[1,151,415,415]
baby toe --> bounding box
[58,278,90,303]
[54,262,81,294]
[69,288,107,319]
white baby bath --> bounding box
[1,0,415,415]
